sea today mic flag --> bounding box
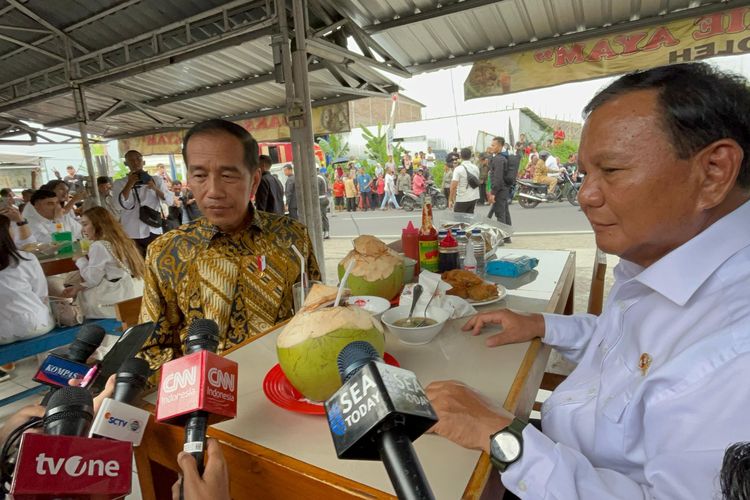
[11,434,132,499]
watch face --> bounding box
[491,431,521,463]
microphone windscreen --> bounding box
[337,341,381,383]
[66,324,106,363]
[185,319,220,354]
[113,357,150,403]
[43,386,94,436]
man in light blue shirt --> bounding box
[356,167,372,211]
[426,62,750,499]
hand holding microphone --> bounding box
[10,386,133,499]
[156,319,238,475]
[325,341,437,500]
[172,438,230,500]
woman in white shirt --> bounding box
[62,207,144,318]
[0,214,55,344]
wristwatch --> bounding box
[16,219,28,226]
[489,418,528,472]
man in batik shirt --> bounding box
[138,119,320,376]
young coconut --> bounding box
[338,235,404,300]
[277,283,385,401]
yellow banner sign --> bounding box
[117,101,350,156]
[465,7,750,99]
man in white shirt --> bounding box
[426,62,750,499]
[425,146,436,169]
[26,189,82,243]
[81,176,120,220]
[112,150,172,256]
[450,147,480,214]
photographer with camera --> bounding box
[113,150,173,256]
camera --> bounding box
[134,170,152,185]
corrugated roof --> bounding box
[0,0,735,141]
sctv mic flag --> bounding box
[465,7,750,98]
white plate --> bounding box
[465,283,508,306]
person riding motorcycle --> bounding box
[533,150,558,197]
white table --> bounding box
[136,249,576,499]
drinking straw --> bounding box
[291,244,306,304]
[334,260,355,307]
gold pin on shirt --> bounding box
[639,353,652,376]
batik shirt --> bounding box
[138,206,320,374]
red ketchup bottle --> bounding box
[402,220,420,276]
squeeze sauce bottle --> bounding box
[402,220,420,275]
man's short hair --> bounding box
[0,188,12,197]
[96,176,111,185]
[258,155,272,169]
[584,62,750,189]
[42,179,66,191]
[182,119,259,173]
[493,136,505,146]
[30,189,56,205]
[66,165,75,171]
[460,147,472,160]
[283,163,293,171]
[720,442,750,500]
[21,189,33,196]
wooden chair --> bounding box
[534,248,608,410]
[114,296,143,332]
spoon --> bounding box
[406,284,423,326]
[416,284,437,327]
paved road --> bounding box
[327,200,592,238]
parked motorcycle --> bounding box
[517,169,580,209]
[401,181,448,211]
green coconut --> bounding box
[277,304,385,402]
[339,235,404,300]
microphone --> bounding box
[43,385,95,437]
[34,325,107,395]
[325,341,438,500]
[11,386,133,499]
[90,357,151,445]
[113,357,150,404]
[156,319,238,475]
[66,324,106,363]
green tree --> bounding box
[360,123,404,167]
[112,159,129,180]
[317,134,350,162]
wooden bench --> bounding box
[0,318,122,407]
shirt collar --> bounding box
[630,200,750,305]
[195,203,265,246]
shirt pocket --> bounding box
[600,355,640,425]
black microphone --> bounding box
[113,357,150,404]
[89,357,151,445]
[325,341,437,500]
[183,319,220,475]
[43,386,95,437]
[66,324,106,364]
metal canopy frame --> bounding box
[0,0,736,269]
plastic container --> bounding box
[456,230,468,269]
[485,255,540,277]
[464,238,477,274]
[471,228,485,276]
[52,231,73,255]
[438,230,459,272]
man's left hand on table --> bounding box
[426,380,515,454]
